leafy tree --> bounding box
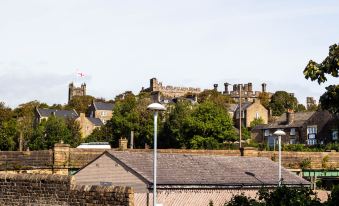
[66,95,95,114]
[269,91,298,116]
[319,85,339,114]
[250,117,265,128]
[29,116,81,150]
[198,89,234,110]
[185,101,237,148]
[159,101,192,148]
[296,104,306,112]
[0,119,18,151]
[303,43,338,114]
[304,43,338,84]
[326,184,339,206]
[258,92,270,109]
[0,102,13,124]
[306,103,318,112]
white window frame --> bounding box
[290,128,296,136]
[332,130,338,141]
[307,126,317,145]
[264,129,269,137]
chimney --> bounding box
[261,83,267,93]
[224,82,229,94]
[213,84,218,91]
[119,137,128,151]
[244,84,249,92]
[286,109,295,124]
[248,83,253,92]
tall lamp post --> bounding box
[147,102,166,206]
[273,130,286,187]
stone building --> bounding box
[141,78,201,98]
[232,99,269,128]
[68,82,86,103]
[34,108,78,126]
[251,110,333,145]
[222,82,273,102]
[74,151,309,206]
[75,113,103,138]
[88,100,114,124]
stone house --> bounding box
[73,151,309,206]
[75,113,103,138]
[233,99,268,128]
[88,101,114,124]
[251,110,333,145]
[34,108,78,126]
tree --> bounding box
[269,91,299,116]
[66,95,95,114]
[303,43,339,114]
[0,102,13,124]
[29,116,81,150]
[159,101,193,148]
[0,119,18,151]
[304,44,338,84]
[319,85,339,114]
[250,117,265,128]
[198,89,234,110]
[296,104,306,112]
[258,92,270,109]
[185,101,237,149]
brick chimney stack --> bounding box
[261,83,267,93]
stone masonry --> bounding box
[0,173,134,206]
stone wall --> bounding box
[0,173,134,206]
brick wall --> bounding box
[0,173,134,206]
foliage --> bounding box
[224,186,324,206]
[159,101,192,148]
[0,119,18,151]
[326,185,339,206]
[299,158,312,169]
[198,89,234,110]
[241,126,251,140]
[250,117,265,128]
[296,104,306,112]
[66,95,95,114]
[0,102,13,124]
[185,101,237,148]
[258,92,270,109]
[269,91,299,116]
[303,43,339,84]
[190,135,221,149]
[319,85,339,114]
[28,116,81,150]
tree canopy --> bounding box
[269,91,299,116]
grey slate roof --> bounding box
[37,108,78,119]
[255,112,316,130]
[94,102,114,111]
[104,151,309,187]
[87,117,104,126]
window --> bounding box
[255,112,260,119]
[290,138,296,144]
[307,126,317,145]
[290,128,296,136]
[333,130,338,141]
[102,119,106,124]
[264,130,269,137]
[101,111,107,116]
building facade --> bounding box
[68,82,86,103]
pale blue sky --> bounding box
[0,0,338,108]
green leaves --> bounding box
[319,85,339,114]
[304,44,339,84]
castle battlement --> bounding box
[142,78,201,98]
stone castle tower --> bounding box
[68,82,86,103]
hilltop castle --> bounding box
[141,78,201,98]
[68,82,86,103]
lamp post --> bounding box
[273,130,286,187]
[147,102,166,206]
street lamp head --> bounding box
[274,130,286,136]
[147,103,166,111]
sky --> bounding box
[0,0,338,108]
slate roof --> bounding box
[103,151,309,187]
[37,108,78,119]
[254,112,316,130]
[93,102,114,111]
[87,117,104,126]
